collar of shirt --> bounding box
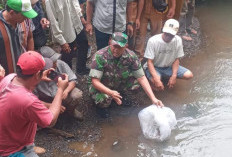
[107,46,128,60]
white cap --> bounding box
[162,19,179,35]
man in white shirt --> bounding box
[45,0,89,75]
[144,19,193,91]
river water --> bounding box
[68,1,232,156]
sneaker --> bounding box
[34,146,46,154]
[73,109,84,121]
[96,107,110,118]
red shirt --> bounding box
[0,74,53,156]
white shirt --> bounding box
[144,34,184,68]
[45,0,83,45]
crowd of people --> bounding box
[0,0,196,156]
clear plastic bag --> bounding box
[138,104,177,141]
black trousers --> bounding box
[61,30,88,73]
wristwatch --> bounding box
[127,22,134,26]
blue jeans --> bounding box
[95,28,111,50]
[7,144,38,157]
[145,66,189,80]
[95,28,127,50]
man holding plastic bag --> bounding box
[89,32,163,118]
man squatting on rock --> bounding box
[144,19,193,91]
[35,46,84,120]
[88,32,163,118]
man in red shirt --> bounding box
[0,51,68,157]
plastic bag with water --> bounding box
[138,104,177,141]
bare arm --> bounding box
[48,75,69,127]
[137,76,163,107]
[126,2,134,37]
[92,77,122,105]
[135,0,144,29]
[62,81,76,99]
[167,58,179,88]
[80,3,85,13]
[167,0,176,19]
[147,59,164,91]
[64,81,76,93]
[86,1,94,35]
[27,30,34,51]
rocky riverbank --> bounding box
[36,17,203,157]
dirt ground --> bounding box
[35,17,203,157]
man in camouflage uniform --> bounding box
[89,32,163,118]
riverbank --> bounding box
[36,17,203,157]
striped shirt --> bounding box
[17,19,35,51]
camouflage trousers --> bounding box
[89,76,140,108]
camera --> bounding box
[47,71,65,82]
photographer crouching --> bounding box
[34,46,84,121]
[0,51,68,157]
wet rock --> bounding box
[35,15,203,157]
[111,139,124,152]
[47,128,74,138]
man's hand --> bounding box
[57,74,69,91]
[0,65,5,80]
[61,43,71,53]
[60,105,66,114]
[41,68,55,81]
[167,76,176,88]
[62,90,69,100]
[85,23,93,35]
[135,19,140,30]
[81,17,87,27]
[109,90,122,105]
[152,78,164,91]
[40,18,50,29]
[153,99,164,107]
[127,24,133,37]
[166,8,175,19]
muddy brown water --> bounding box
[47,1,232,156]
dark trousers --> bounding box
[61,30,88,73]
[33,26,47,50]
[95,28,127,50]
[95,28,111,50]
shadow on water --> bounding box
[65,0,232,156]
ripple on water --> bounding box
[162,97,232,157]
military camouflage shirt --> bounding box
[89,46,144,90]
